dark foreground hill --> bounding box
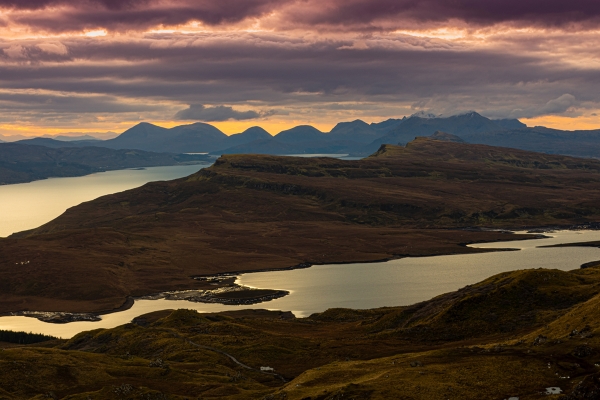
[3,139,600,313]
[0,143,211,185]
[4,264,600,398]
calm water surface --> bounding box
[0,164,209,237]
[1,230,599,338]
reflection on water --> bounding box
[0,164,209,237]
[239,230,600,315]
[1,230,599,338]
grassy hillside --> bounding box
[3,265,600,398]
[2,140,600,313]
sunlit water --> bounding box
[1,230,600,338]
[0,164,210,238]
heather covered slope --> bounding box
[5,265,600,398]
[3,140,600,313]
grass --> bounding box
[5,140,600,313]
[4,140,600,396]
[2,266,600,398]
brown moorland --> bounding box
[3,139,600,313]
[4,265,600,398]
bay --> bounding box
[0,164,210,238]
[1,230,599,338]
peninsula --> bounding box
[2,139,600,314]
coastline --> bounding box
[0,159,212,187]
[2,227,600,326]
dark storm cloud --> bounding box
[0,33,596,121]
[1,0,281,32]
[174,104,264,121]
[279,0,600,29]
[2,0,600,33]
[0,0,149,10]
[0,89,163,114]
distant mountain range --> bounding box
[0,143,210,185]
[0,132,116,143]
[10,111,600,158]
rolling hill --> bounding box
[4,263,600,398]
[3,139,600,313]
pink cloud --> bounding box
[1,0,600,33]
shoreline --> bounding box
[0,160,213,188]
[1,226,599,325]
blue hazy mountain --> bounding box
[14,137,101,148]
[0,142,209,185]
[12,112,600,158]
[101,122,228,153]
[274,125,327,143]
[327,120,381,143]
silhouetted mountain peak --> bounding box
[127,121,162,131]
[452,110,479,117]
[169,122,225,135]
[330,119,370,133]
[370,118,405,132]
[238,126,272,138]
[327,120,381,143]
[275,125,325,143]
[409,111,441,119]
[133,122,157,128]
[119,122,167,139]
[17,113,600,159]
[102,121,226,153]
[214,126,274,152]
[493,118,527,130]
[368,111,508,152]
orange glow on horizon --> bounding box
[0,119,337,138]
[3,115,600,140]
[208,120,336,135]
[107,119,337,136]
[521,115,600,131]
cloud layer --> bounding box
[0,1,599,133]
[175,104,268,121]
[3,0,600,32]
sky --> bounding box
[1,0,600,137]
